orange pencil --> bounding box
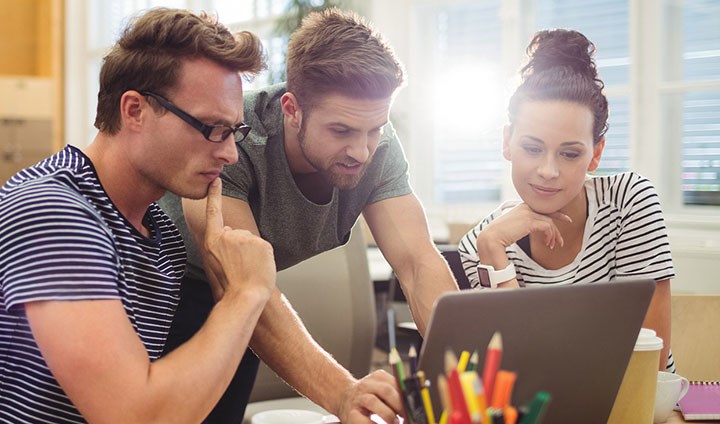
[482,332,503,400]
[490,370,517,409]
[504,406,518,424]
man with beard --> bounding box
[160,8,459,424]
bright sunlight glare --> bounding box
[433,64,512,137]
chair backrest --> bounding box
[436,245,471,290]
[248,225,376,402]
[671,294,720,381]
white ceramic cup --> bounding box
[251,409,325,424]
[653,371,690,423]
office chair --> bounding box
[670,294,720,381]
[242,224,376,423]
[381,244,471,355]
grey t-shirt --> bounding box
[160,83,412,280]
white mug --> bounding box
[251,409,325,424]
[653,371,690,423]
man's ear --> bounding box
[120,90,145,132]
[502,124,513,161]
[588,137,606,172]
[281,92,302,128]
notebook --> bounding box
[678,381,720,420]
[417,279,656,424]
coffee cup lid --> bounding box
[635,328,663,351]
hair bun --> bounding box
[521,29,600,86]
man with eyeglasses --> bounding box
[0,9,276,423]
[160,8,459,424]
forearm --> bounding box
[29,289,269,424]
[642,279,672,370]
[397,250,458,335]
[141,288,269,423]
[249,289,355,415]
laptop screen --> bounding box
[417,280,655,423]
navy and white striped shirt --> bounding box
[0,145,185,423]
[458,172,676,370]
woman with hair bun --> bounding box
[458,29,675,371]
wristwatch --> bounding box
[477,262,516,288]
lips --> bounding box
[201,169,222,180]
[335,162,363,174]
[530,183,561,194]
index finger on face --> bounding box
[205,178,224,237]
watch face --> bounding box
[478,266,492,288]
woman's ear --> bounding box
[588,137,606,172]
[502,124,513,161]
[280,92,302,128]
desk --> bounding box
[367,246,393,282]
[323,412,693,423]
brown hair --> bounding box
[94,8,266,134]
[508,29,609,144]
[285,8,405,110]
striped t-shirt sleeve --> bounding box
[607,174,675,281]
[0,182,121,311]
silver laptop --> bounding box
[417,279,655,424]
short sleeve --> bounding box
[367,122,412,204]
[221,147,256,201]
[0,184,121,312]
[614,174,675,281]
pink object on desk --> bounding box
[678,381,720,420]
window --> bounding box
[67,0,306,146]
[400,0,720,225]
[65,0,720,219]
[661,0,720,206]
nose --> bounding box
[216,136,239,165]
[345,135,374,164]
[537,155,559,179]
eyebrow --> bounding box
[522,135,586,146]
[326,119,389,131]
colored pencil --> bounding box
[409,344,418,375]
[457,350,471,372]
[482,332,503,400]
[390,348,406,392]
[466,350,479,372]
[490,370,517,408]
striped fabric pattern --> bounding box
[458,172,676,371]
[0,146,185,423]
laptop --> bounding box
[417,279,656,424]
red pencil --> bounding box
[482,332,503,401]
[445,350,472,424]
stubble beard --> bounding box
[297,121,370,191]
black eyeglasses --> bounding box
[139,91,251,143]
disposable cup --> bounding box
[607,328,663,424]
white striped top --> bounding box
[458,172,676,370]
[0,145,185,423]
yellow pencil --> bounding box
[457,350,471,372]
[460,371,482,423]
[438,375,450,424]
[421,381,436,424]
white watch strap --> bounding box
[477,262,516,288]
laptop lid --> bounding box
[417,279,656,424]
